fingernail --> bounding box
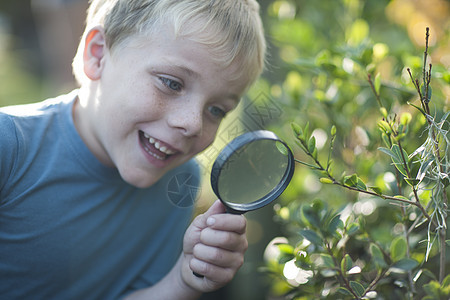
[206,217,215,226]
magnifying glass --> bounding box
[193,130,294,277]
[211,130,295,214]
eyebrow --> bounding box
[170,64,200,79]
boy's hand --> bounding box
[181,200,248,292]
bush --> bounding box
[261,1,449,298]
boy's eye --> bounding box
[208,106,226,119]
[159,77,182,92]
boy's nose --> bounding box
[167,104,203,137]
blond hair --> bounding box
[72,0,266,86]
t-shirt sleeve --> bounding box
[0,113,19,198]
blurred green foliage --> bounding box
[259,0,449,299]
[0,0,449,299]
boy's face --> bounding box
[76,25,249,188]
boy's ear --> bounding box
[83,26,107,80]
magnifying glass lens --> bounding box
[217,139,289,205]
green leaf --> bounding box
[276,141,289,156]
[370,243,387,269]
[277,244,294,254]
[405,178,420,187]
[291,122,303,137]
[319,253,334,268]
[301,206,320,228]
[327,214,343,234]
[344,174,358,187]
[299,229,323,246]
[442,274,450,287]
[320,177,333,184]
[408,101,428,116]
[308,136,316,154]
[390,144,409,176]
[304,122,310,141]
[347,223,360,235]
[423,281,440,297]
[381,133,391,148]
[391,258,418,272]
[331,125,337,136]
[378,147,395,159]
[390,236,407,262]
[341,254,353,273]
[349,281,365,297]
[374,73,381,94]
[344,174,366,190]
[369,186,383,195]
[377,120,391,133]
[356,177,367,190]
[337,287,353,296]
[394,195,410,201]
[278,253,295,264]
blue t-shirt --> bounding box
[0,91,200,299]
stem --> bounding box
[422,27,430,105]
[325,242,361,299]
[367,74,383,108]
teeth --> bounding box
[143,132,175,155]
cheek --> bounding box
[197,125,220,151]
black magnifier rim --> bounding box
[210,130,295,214]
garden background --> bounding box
[0,0,448,299]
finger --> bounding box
[189,257,235,283]
[193,243,244,269]
[200,227,248,252]
[191,200,226,229]
[206,214,246,234]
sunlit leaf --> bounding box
[374,73,381,94]
[291,122,303,138]
[277,244,294,254]
[344,174,358,187]
[390,236,407,262]
[276,141,289,156]
[320,177,333,184]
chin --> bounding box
[119,168,163,189]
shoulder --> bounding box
[0,91,77,140]
[0,90,77,118]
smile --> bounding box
[139,131,177,161]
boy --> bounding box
[0,0,266,299]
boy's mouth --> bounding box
[139,130,177,161]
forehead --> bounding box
[112,23,251,88]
